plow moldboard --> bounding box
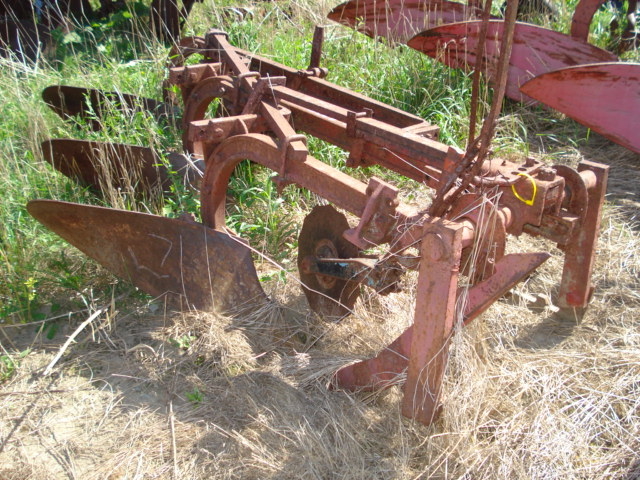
[41,138,172,194]
[408,20,618,103]
[42,85,172,129]
[27,200,267,312]
[328,0,486,44]
[520,62,640,154]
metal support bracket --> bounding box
[241,76,287,115]
[343,177,399,249]
[557,160,609,308]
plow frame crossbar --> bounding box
[165,29,609,424]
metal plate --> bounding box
[520,62,640,154]
[297,205,360,319]
[407,20,618,103]
[328,0,486,44]
[41,139,172,195]
[27,200,267,313]
[42,85,173,130]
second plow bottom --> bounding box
[30,29,609,425]
[329,0,640,154]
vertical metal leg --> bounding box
[558,160,609,308]
[401,221,463,424]
[334,252,550,400]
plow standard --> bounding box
[29,17,609,425]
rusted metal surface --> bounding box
[41,138,202,194]
[401,220,463,423]
[41,139,171,194]
[297,205,361,319]
[556,162,609,308]
[571,0,638,52]
[407,20,618,103]
[328,0,488,44]
[28,200,266,312]
[520,62,640,154]
[335,251,551,391]
[42,85,174,130]
[32,28,610,427]
[150,0,204,43]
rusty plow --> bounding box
[29,26,610,426]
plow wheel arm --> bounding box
[163,36,207,104]
[166,35,206,68]
[200,134,371,230]
[200,134,283,230]
[571,0,606,41]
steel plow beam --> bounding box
[407,20,618,104]
[520,62,640,155]
[27,200,267,313]
[328,0,487,44]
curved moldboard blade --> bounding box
[520,62,640,154]
[42,85,174,130]
[41,139,172,195]
[328,0,486,44]
[408,20,617,103]
[27,200,267,312]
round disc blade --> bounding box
[297,205,360,319]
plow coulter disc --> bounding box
[408,20,618,104]
[328,0,486,44]
[27,200,267,313]
[297,205,361,320]
[520,62,640,154]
